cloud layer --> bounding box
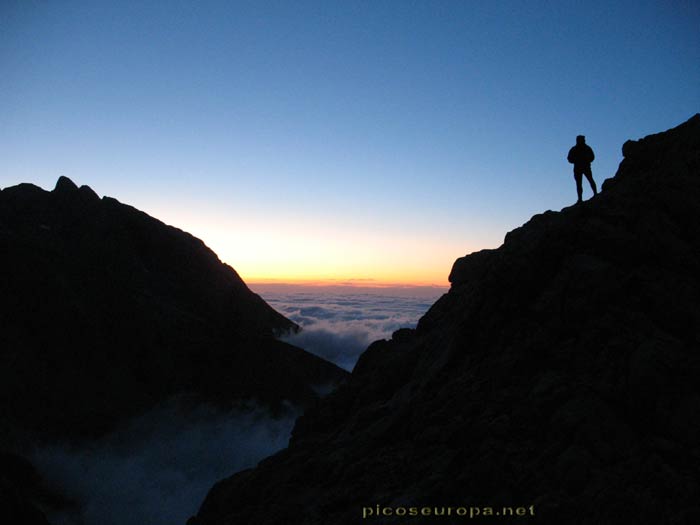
[29,289,444,525]
[264,290,442,371]
[32,400,298,525]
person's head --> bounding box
[576,135,586,145]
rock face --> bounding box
[191,115,700,525]
[0,451,69,525]
[0,179,348,440]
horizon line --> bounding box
[245,278,450,290]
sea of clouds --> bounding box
[32,401,298,525]
[31,286,445,525]
[261,286,444,371]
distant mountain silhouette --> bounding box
[1,177,350,522]
[190,115,700,525]
[0,178,347,440]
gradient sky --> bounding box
[2,1,698,285]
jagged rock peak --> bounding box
[603,113,700,192]
[51,176,101,205]
[1,175,348,441]
[621,113,699,163]
[78,184,100,202]
[53,175,79,193]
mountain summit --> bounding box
[190,115,700,525]
[0,179,347,440]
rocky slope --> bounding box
[190,115,700,525]
[0,177,348,440]
[1,177,349,522]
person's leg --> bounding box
[584,167,597,196]
[574,170,583,202]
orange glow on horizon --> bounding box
[243,275,449,289]
[229,248,454,288]
[231,255,454,288]
[142,203,485,290]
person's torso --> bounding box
[570,144,592,166]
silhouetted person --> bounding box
[567,135,597,203]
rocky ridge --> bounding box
[190,115,700,525]
[0,177,348,438]
[0,177,349,522]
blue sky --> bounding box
[2,0,698,284]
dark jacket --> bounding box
[567,144,595,168]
